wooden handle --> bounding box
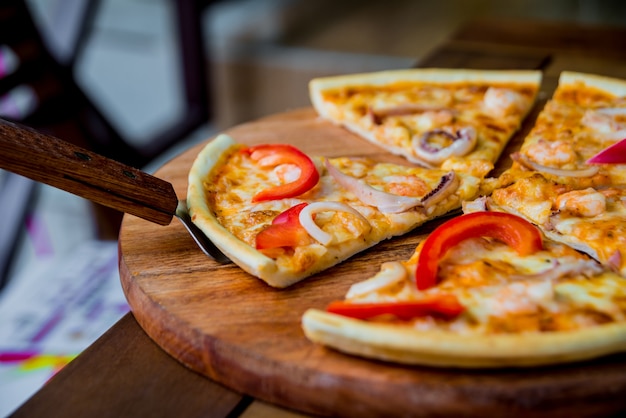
[0,118,178,225]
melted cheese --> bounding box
[491,174,626,274]
[315,73,540,178]
[344,237,626,335]
[205,150,481,275]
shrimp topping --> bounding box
[385,175,429,197]
[555,188,606,217]
[275,164,301,183]
[485,281,554,316]
[483,87,529,117]
[525,139,577,167]
[582,108,626,133]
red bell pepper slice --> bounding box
[587,138,626,164]
[415,211,543,290]
[326,294,465,320]
[243,144,319,202]
[255,203,311,252]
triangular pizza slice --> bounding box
[187,134,481,287]
[309,68,542,178]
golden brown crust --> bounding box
[302,309,626,368]
[187,134,288,285]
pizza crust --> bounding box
[559,71,626,97]
[187,134,287,284]
[309,68,543,93]
[309,68,542,176]
[302,309,626,368]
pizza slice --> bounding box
[302,210,626,368]
[309,68,542,178]
[496,71,626,189]
[489,72,626,275]
[187,134,481,288]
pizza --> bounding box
[187,134,482,288]
[302,210,626,368]
[489,71,626,276]
[300,71,626,368]
[309,68,542,178]
[187,68,626,368]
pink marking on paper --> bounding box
[0,351,37,363]
[25,214,54,257]
[30,310,63,343]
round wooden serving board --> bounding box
[119,108,626,417]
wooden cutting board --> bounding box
[118,107,626,418]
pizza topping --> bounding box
[345,261,407,298]
[415,212,543,290]
[555,188,607,217]
[483,87,530,117]
[509,257,603,282]
[587,138,626,164]
[326,294,465,321]
[412,127,477,164]
[419,171,460,208]
[299,201,370,246]
[484,281,555,316]
[243,144,320,202]
[581,108,626,140]
[608,250,622,271]
[255,203,311,254]
[324,159,424,213]
[513,152,600,178]
[325,159,460,213]
[367,104,452,124]
[525,139,577,167]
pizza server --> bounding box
[0,118,229,263]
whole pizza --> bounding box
[187,68,626,368]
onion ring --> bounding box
[513,152,600,178]
[345,261,408,298]
[299,201,370,245]
[325,159,460,213]
[324,160,423,213]
[412,127,477,164]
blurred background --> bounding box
[1,0,626,415]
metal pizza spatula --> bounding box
[0,118,230,263]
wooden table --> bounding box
[11,18,626,418]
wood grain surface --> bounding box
[118,107,626,417]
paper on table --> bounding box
[0,240,129,417]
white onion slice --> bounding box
[298,201,370,246]
[412,127,477,164]
[346,262,408,298]
[514,152,600,178]
[324,160,424,213]
[420,171,459,208]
